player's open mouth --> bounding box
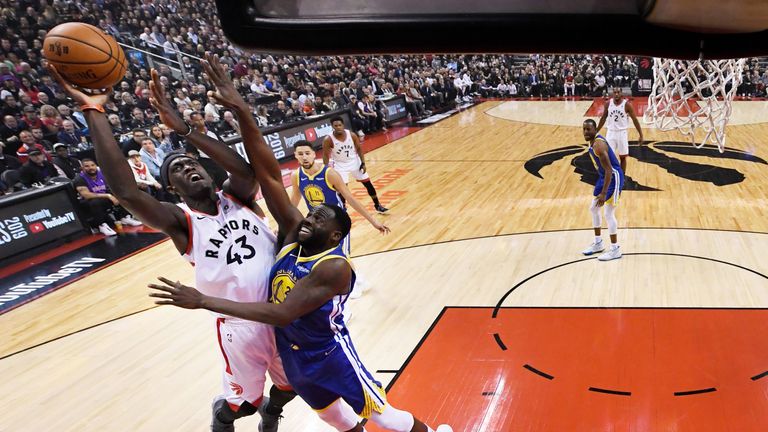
[299,224,312,235]
[188,173,203,182]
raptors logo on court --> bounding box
[524,140,767,190]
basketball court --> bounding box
[3,97,768,430]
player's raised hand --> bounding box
[149,276,206,309]
[202,52,247,111]
[46,62,111,107]
[148,69,187,133]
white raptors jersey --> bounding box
[329,130,360,167]
[606,99,629,131]
[178,191,276,321]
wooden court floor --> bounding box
[2,101,768,431]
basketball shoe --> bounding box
[581,238,605,255]
[598,245,622,261]
[257,397,281,432]
[436,425,454,432]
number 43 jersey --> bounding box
[179,191,277,319]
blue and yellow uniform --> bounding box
[295,165,351,255]
[295,165,344,211]
[269,242,387,417]
[588,134,624,205]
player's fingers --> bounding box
[148,283,175,293]
[155,276,178,287]
[148,293,174,299]
[154,300,176,305]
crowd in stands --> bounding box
[0,0,767,235]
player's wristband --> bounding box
[80,103,105,113]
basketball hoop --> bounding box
[643,58,746,152]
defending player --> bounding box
[47,57,296,432]
[596,87,643,173]
[322,117,389,214]
[150,54,452,432]
[581,119,624,261]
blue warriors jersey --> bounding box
[269,242,387,417]
[588,134,624,203]
[295,165,344,211]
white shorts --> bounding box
[334,162,370,184]
[215,317,291,406]
[606,129,629,156]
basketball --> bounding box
[43,22,127,89]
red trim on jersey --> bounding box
[183,210,193,256]
[216,318,233,374]
[274,384,294,392]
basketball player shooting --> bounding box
[46,55,297,432]
[322,118,389,214]
[596,87,643,173]
[149,55,452,432]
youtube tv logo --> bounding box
[29,222,45,234]
[304,128,317,141]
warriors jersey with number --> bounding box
[178,191,276,319]
[295,165,344,211]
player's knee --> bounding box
[316,400,360,431]
[369,405,415,432]
[213,398,258,423]
[605,204,618,234]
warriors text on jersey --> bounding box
[606,99,628,131]
[178,191,277,319]
[295,165,343,210]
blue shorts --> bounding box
[593,170,624,205]
[276,331,387,418]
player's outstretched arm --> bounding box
[596,100,609,132]
[149,260,350,326]
[47,64,189,253]
[626,103,644,145]
[148,68,256,204]
[203,53,302,238]
[351,133,366,172]
[289,171,302,207]
[322,137,332,166]
[328,168,389,234]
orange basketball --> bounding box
[43,22,128,89]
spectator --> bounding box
[121,128,149,156]
[216,111,240,136]
[348,94,369,137]
[127,149,162,194]
[0,114,27,153]
[57,120,87,148]
[30,127,54,151]
[16,130,50,163]
[40,104,63,142]
[0,141,21,192]
[158,124,182,154]
[129,107,152,129]
[204,95,220,121]
[139,138,166,179]
[18,147,60,187]
[57,104,87,130]
[108,114,127,137]
[51,143,81,180]
[73,158,142,236]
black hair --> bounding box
[132,128,146,135]
[294,140,313,150]
[583,118,597,128]
[322,204,351,239]
[330,116,344,125]
[81,157,96,164]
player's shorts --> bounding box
[606,129,629,156]
[593,168,624,206]
[334,161,370,183]
[215,317,291,406]
[276,330,388,418]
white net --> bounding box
[643,58,746,152]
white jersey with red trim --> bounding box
[178,191,276,321]
[607,99,629,131]
[329,130,360,168]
